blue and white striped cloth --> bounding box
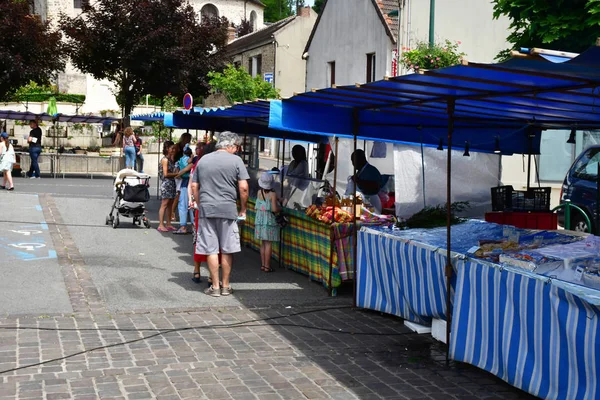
[451,259,600,400]
[357,228,449,324]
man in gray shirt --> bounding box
[192,131,249,297]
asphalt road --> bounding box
[4,175,349,313]
[0,191,72,315]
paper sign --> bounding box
[30,137,38,143]
[467,246,480,254]
[575,266,585,281]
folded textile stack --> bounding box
[499,251,558,271]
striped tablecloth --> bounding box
[356,227,449,324]
[451,259,600,400]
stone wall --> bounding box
[232,44,275,82]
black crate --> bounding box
[513,187,552,212]
[491,185,513,211]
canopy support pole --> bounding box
[526,133,533,191]
[445,98,455,362]
[329,137,339,295]
[352,109,359,308]
[279,137,286,270]
[157,134,161,200]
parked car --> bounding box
[560,145,600,232]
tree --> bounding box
[208,65,280,103]
[493,0,600,59]
[60,0,229,120]
[0,0,65,100]
[237,19,253,37]
[263,0,305,23]
[312,0,325,14]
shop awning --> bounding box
[130,112,166,122]
[269,46,600,154]
[166,101,327,144]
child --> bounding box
[255,172,281,272]
[0,132,15,191]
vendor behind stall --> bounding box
[347,149,383,214]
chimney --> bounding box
[227,26,236,44]
[297,6,311,17]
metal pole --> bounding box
[527,133,533,191]
[445,98,455,361]
[352,109,359,308]
[596,163,600,235]
[157,134,161,200]
[279,137,286,269]
[429,0,436,46]
[329,137,339,294]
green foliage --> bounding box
[400,40,465,72]
[208,65,280,103]
[0,0,66,100]
[312,0,325,14]
[263,0,305,22]
[7,81,85,104]
[397,202,470,229]
[492,0,600,59]
[60,0,228,117]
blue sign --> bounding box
[264,73,273,84]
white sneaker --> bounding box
[30,176,37,179]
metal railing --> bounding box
[17,152,125,179]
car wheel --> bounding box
[570,211,591,233]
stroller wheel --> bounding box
[143,217,150,229]
[105,216,111,225]
[112,215,119,229]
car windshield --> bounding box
[573,148,600,180]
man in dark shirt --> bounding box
[27,120,42,179]
[349,149,383,213]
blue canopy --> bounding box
[165,101,327,144]
[130,112,166,122]
[269,46,600,154]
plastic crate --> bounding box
[513,187,552,212]
[491,185,513,212]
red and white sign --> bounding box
[183,93,193,110]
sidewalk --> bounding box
[0,183,537,399]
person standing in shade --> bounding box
[192,132,249,297]
[347,149,383,214]
[134,130,144,173]
[26,120,42,179]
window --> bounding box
[327,61,335,87]
[250,11,257,31]
[573,148,600,181]
[366,53,376,83]
[250,55,262,78]
[200,4,219,21]
[73,0,82,8]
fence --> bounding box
[18,152,125,179]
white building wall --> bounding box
[192,0,264,28]
[406,0,511,63]
[305,0,394,90]
[273,10,317,98]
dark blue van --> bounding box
[560,146,600,232]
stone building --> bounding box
[227,6,317,98]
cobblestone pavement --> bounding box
[0,186,537,399]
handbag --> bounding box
[123,184,150,202]
[273,211,289,229]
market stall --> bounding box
[269,45,600,398]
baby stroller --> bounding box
[106,169,151,229]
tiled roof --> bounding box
[376,0,399,40]
[248,0,266,7]
[226,16,296,55]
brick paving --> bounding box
[0,193,538,399]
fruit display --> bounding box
[305,205,354,224]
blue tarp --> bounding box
[130,112,166,122]
[269,46,600,154]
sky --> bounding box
[304,0,315,6]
